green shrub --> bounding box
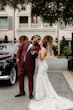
[60,36,67,54]
[62,46,72,56]
[57,55,66,58]
[52,45,58,51]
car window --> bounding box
[3,44,18,54]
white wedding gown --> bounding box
[29,59,73,110]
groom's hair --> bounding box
[31,35,41,40]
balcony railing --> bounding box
[43,23,53,28]
[19,23,28,29]
[31,24,40,28]
[19,23,52,29]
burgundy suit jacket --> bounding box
[16,40,40,70]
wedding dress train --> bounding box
[29,59,73,110]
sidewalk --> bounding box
[47,57,73,96]
[63,71,73,92]
[47,70,73,101]
[47,57,68,70]
[46,57,73,101]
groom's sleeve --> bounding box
[16,42,24,59]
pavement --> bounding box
[0,57,73,110]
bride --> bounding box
[29,40,73,110]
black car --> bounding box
[0,43,19,85]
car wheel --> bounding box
[9,67,17,85]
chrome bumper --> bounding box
[0,75,10,80]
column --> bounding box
[28,15,31,29]
[40,18,43,28]
[57,24,60,55]
[38,16,41,28]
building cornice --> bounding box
[0,13,8,16]
[17,12,31,17]
[17,28,56,32]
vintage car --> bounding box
[0,43,19,85]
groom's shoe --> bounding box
[15,91,25,97]
[29,94,33,99]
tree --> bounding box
[0,0,7,5]
[60,36,67,55]
[0,0,27,42]
[0,0,26,6]
[29,0,73,25]
[63,0,73,25]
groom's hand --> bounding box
[30,46,35,50]
[30,46,36,55]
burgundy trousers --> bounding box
[18,64,34,94]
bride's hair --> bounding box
[42,40,47,48]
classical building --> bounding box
[0,3,73,54]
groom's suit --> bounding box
[16,40,39,94]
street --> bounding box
[0,57,73,110]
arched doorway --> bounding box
[19,35,28,43]
[43,35,53,55]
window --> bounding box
[0,17,8,24]
[0,17,8,29]
[20,16,28,23]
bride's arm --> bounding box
[39,48,47,61]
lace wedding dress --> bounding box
[29,59,73,110]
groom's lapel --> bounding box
[23,41,31,62]
[26,41,31,53]
[26,41,30,50]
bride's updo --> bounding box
[42,40,47,48]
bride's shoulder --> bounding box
[42,47,47,56]
[42,47,47,52]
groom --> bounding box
[15,35,41,99]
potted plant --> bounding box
[52,45,58,56]
[4,35,8,43]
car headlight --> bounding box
[0,61,7,69]
[0,62,3,69]
[1,62,4,68]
